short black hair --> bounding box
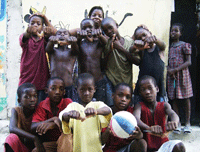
[88,6,104,19]
[80,18,94,28]
[133,26,151,39]
[46,77,65,88]
[171,23,184,34]
[76,73,95,87]
[29,15,45,25]
[17,83,36,100]
[101,17,117,26]
[113,83,133,94]
[138,75,157,89]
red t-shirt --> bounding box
[19,34,50,90]
[102,106,134,152]
[140,102,169,151]
[32,97,73,141]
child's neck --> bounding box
[145,100,157,111]
[111,106,127,115]
[79,100,90,107]
[32,34,41,41]
[172,39,179,43]
[22,107,34,118]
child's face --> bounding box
[29,16,43,35]
[81,20,95,37]
[170,25,181,40]
[56,28,69,41]
[101,20,118,38]
[77,79,96,104]
[139,79,158,103]
[19,88,37,110]
[134,28,151,41]
[113,85,132,111]
[47,79,65,103]
[90,9,103,28]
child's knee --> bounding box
[130,139,147,152]
[172,142,186,152]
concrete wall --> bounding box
[0,0,173,118]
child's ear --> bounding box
[17,98,21,105]
[45,87,48,94]
[156,86,159,93]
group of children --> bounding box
[4,5,193,152]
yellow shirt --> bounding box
[59,101,112,152]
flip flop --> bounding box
[183,126,191,134]
[173,127,181,134]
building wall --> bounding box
[0,0,173,118]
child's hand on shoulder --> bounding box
[166,121,178,131]
[85,108,97,118]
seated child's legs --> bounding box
[4,133,30,152]
[129,139,147,152]
[157,140,185,152]
[32,141,57,152]
[57,133,73,152]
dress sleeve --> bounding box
[32,103,47,122]
[183,43,192,55]
[59,103,74,134]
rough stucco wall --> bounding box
[6,0,23,117]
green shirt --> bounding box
[104,36,134,86]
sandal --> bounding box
[183,126,191,134]
[173,127,181,134]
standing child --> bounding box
[31,77,72,152]
[101,17,140,89]
[77,18,113,106]
[45,28,79,102]
[101,83,147,152]
[4,83,45,152]
[133,75,185,152]
[167,23,193,133]
[133,26,167,103]
[19,13,56,103]
[59,73,112,152]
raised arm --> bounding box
[10,108,45,151]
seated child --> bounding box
[31,77,72,152]
[101,83,147,152]
[4,83,45,152]
[45,28,79,102]
[77,18,113,106]
[59,73,112,152]
[101,17,139,89]
[19,13,56,103]
[132,26,167,103]
[133,75,185,152]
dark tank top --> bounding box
[134,45,165,97]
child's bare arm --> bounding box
[101,126,112,145]
[22,26,33,43]
[164,102,179,131]
[133,104,151,131]
[45,35,59,53]
[10,109,45,151]
[96,106,111,116]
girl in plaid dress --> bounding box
[167,23,193,133]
